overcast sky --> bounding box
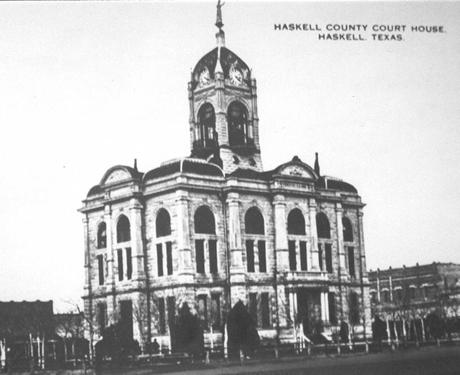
[0,1,459,311]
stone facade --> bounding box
[80,6,371,351]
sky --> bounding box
[0,1,459,312]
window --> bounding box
[194,206,215,234]
[349,292,360,325]
[299,241,308,271]
[97,255,104,285]
[197,295,208,327]
[342,217,354,242]
[325,244,333,273]
[117,215,131,243]
[370,291,377,304]
[246,240,255,272]
[97,222,107,249]
[261,293,270,328]
[97,303,106,334]
[249,293,258,326]
[347,247,355,278]
[288,240,297,271]
[156,209,171,237]
[197,103,216,147]
[318,243,323,271]
[394,288,403,302]
[195,240,205,274]
[328,293,337,324]
[209,240,218,274]
[245,207,266,273]
[409,287,416,300]
[158,298,166,334]
[157,244,163,277]
[117,249,124,281]
[245,207,264,234]
[126,247,132,280]
[382,290,390,303]
[287,209,306,235]
[166,242,173,275]
[228,101,251,146]
[119,300,133,340]
[211,294,221,329]
[316,212,330,239]
[258,241,266,273]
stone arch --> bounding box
[227,101,252,146]
[194,205,216,234]
[116,214,131,243]
[316,212,331,239]
[156,208,171,237]
[342,216,354,242]
[287,208,306,235]
[245,206,265,235]
[196,103,216,145]
[97,221,107,249]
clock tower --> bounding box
[188,1,262,174]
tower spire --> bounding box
[215,0,225,48]
[215,0,224,30]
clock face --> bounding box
[230,66,243,85]
[199,67,211,86]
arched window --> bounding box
[97,222,107,249]
[245,207,264,234]
[316,212,330,239]
[117,215,131,243]
[349,292,360,325]
[342,217,354,242]
[194,206,215,234]
[287,208,306,235]
[227,101,252,146]
[156,209,171,237]
[196,103,216,146]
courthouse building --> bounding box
[80,4,371,349]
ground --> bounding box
[96,345,460,375]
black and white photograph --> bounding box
[0,1,459,374]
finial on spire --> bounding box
[314,152,320,176]
[215,0,224,30]
[134,158,138,172]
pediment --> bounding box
[100,166,134,186]
[273,156,318,180]
[278,165,315,178]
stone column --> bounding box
[227,192,245,304]
[358,211,368,276]
[214,70,228,146]
[83,216,91,292]
[103,206,114,286]
[335,204,347,275]
[228,192,243,269]
[320,292,329,323]
[389,276,393,302]
[308,199,320,271]
[176,190,193,277]
[274,195,288,271]
[129,198,144,281]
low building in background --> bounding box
[368,262,460,342]
[0,300,87,371]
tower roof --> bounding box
[192,47,251,90]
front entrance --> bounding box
[296,289,322,337]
